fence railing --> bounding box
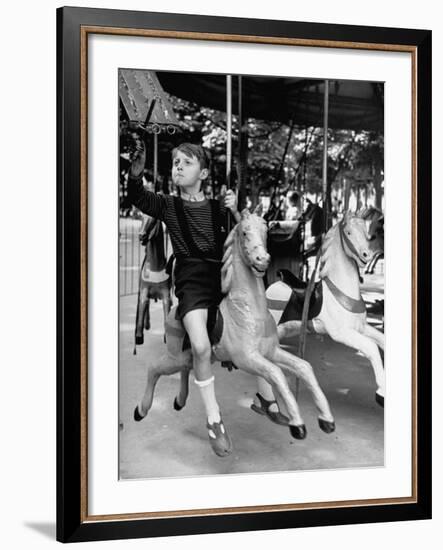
[119,217,143,297]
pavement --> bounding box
[119,267,384,480]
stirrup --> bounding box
[250,392,289,426]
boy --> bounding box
[128,137,240,457]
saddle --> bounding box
[277,269,323,322]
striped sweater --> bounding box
[128,174,229,260]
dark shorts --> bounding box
[174,257,223,321]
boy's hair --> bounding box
[172,143,211,170]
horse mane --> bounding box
[319,222,340,279]
[320,212,369,278]
[221,225,236,294]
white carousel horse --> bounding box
[266,212,385,406]
[134,208,335,445]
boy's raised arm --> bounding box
[127,136,166,219]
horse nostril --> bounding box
[363,251,368,258]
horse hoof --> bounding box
[289,424,307,440]
[133,405,146,422]
[173,397,184,411]
[135,335,144,345]
[375,393,384,408]
[318,418,335,434]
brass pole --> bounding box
[226,75,232,190]
[322,79,329,228]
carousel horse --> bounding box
[134,208,335,442]
[266,212,385,406]
[360,207,384,275]
[134,214,172,347]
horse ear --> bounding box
[241,207,251,219]
[253,203,263,216]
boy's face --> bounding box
[172,150,208,191]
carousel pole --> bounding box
[226,75,233,231]
[322,79,330,229]
[298,81,329,363]
[301,125,308,280]
[226,75,232,189]
[237,75,243,209]
[153,132,158,191]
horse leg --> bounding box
[363,324,385,351]
[328,327,385,407]
[173,370,190,411]
[242,353,307,440]
[135,287,149,344]
[134,353,190,421]
[271,347,335,433]
[161,289,172,343]
[143,296,151,331]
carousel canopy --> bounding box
[119,69,180,129]
[156,72,384,132]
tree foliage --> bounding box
[119,93,384,211]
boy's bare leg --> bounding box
[182,308,220,423]
[183,308,232,456]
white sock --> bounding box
[194,376,221,424]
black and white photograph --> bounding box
[2,0,437,547]
[53,4,431,544]
[118,69,385,479]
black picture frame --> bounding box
[57,6,432,543]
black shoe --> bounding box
[250,392,289,426]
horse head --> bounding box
[236,208,270,277]
[221,209,270,293]
[139,215,166,272]
[139,215,163,246]
[338,211,372,268]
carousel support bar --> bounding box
[144,98,156,127]
[237,75,242,207]
[322,79,329,228]
[153,132,158,191]
[226,75,232,190]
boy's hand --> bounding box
[129,134,146,178]
[224,189,238,213]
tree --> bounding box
[119,93,384,214]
